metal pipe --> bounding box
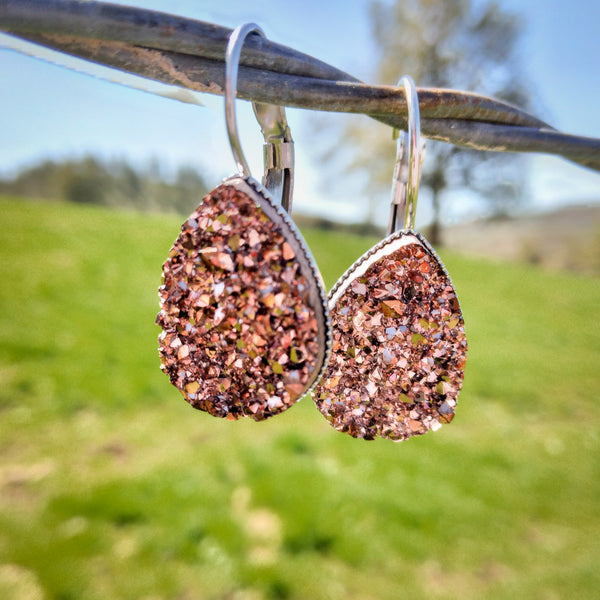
[1,0,599,172]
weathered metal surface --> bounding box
[1,0,599,171]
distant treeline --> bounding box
[0,156,210,215]
[0,156,386,235]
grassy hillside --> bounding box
[0,196,599,600]
[443,204,600,276]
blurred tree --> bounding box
[0,156,209,214]
[172,166,209,214]
[0,159,59,200]
[63,156,108,205]
[338,0,532,243]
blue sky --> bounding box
[0,0,599,225]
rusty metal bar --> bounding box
[1,0,600,172]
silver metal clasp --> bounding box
[253,102,295,213]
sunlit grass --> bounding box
[0,196,599,599]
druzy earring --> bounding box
[157,23,330,421]
[313,76,467,441]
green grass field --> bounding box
[1,196,599,600]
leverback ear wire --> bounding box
[225,23,295,212]
[388,75,425,235]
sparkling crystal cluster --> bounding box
[314,237,467,441]
[157,182,320,421]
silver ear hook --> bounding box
[388,75,425,235]
[225,23,295,212]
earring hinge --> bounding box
[253,101,295,212]
[263,140,295,213]
[388,132,426,236]
[263,140,294,170]
[388,130,409,235]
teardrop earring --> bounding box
[313,76,467,441]
[157,23,330,421]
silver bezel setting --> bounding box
[329,229,460,312]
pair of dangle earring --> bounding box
[313,76,468,442]
[156,23,466,442]
[156,23,330,421]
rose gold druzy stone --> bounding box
[313,233,467,441]
[156,179,323,421]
